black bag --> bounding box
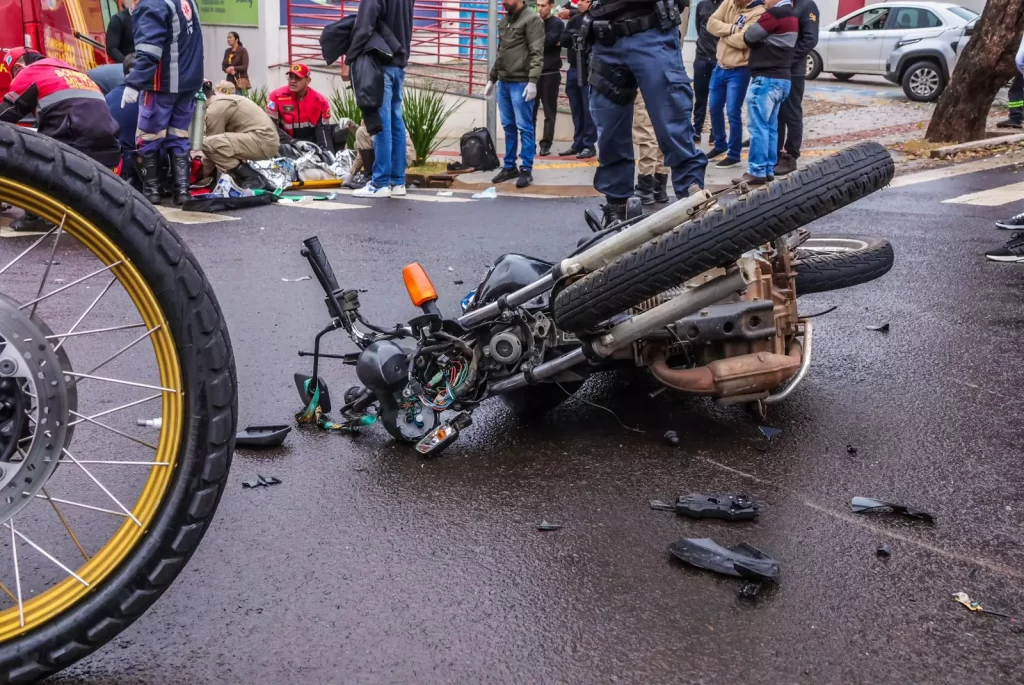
[459,128,500,172]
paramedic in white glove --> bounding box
[484,0,544,189]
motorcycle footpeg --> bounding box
[414,412,472,456]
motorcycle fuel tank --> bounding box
[468,253,553,311]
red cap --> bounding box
[288,63,311,79]
[1,48,38,73]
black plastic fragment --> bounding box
[738,581,764,601]
[649,499,676,512]
[257,474,282,486]
[453,279,464,285]
[664,430,680,446]
[866,322,890,332]
[675,493,759,521]
[236,424,292,448]
[242,479,261,489]
[876,544,891,558]
[846,444,858,455]
[851,496,935,523]
[537,521,563,531]
[668,538,779,581]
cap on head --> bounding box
[289,64,311,79]
[2,48,39,73]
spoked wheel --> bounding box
[0,125,236,679]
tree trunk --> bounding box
[925,0,1024,143]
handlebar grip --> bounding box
[302,236,341,295]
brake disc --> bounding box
[0,294,69,522]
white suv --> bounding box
[806,2,978,101]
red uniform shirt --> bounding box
[266,85,331,140]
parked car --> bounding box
[806,2,978,102]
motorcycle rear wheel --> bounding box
[0,125,236,680]
[792,234,895,295]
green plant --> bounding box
[403,88,461,166]
[330,88,363,148]
[244,85,269,110]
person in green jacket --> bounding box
[485,0,544,189]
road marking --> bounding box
[157,207,240,225]
[331,189,473,203]
[278,200,368,211]
[942,181,1024,206]
[889,153,1024,189]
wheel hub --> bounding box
[0,294,70,523]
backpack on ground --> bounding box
[460,127,500,172]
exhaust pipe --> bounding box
[650,341,802,397]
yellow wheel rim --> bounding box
[0,178,183,641]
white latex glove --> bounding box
[121,86,139,108]
[484,81,495,98]
[524,83,537,102]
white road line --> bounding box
[942,181,1024,207]
[157,207,240,225]
[889,153,1024,189]
[0,226,46,238]
[278,200,368,211]
[397,194,472,204]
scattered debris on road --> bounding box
[866,322,890,332]
[664,430,680,446]
[537,521,563,531]
[649,499,675,511]
[668,538,779,582]
[953,592,1015,619]
[655,493,760,521]
[846,444,858,456]
[242,474,283,489]
[876,544,892,558]
[738,581,765,602]
[236,424,292,448]
[472,187,497,199]
[281,276,312,282]
[851,496,935,523]
[453,280,464,285]
[759,426,782,442]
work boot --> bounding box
[138,152,162,205]
[10,213,52,232]
[229,163,267,190]
[653,173,670,204]
[996,118,1023,129]
[732,173,768,186]
[774,153,798,176]
[601,201,627,228]
[633,174,656,206]
[492,166,520,184]
[169,152,192,205]
[516,170,533,188]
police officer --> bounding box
[0,48,120,231]
[122,0,204,206]
[584,0,706,225]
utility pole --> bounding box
[486,0,497,140]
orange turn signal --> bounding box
[402,263,438,307]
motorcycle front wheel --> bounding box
[0,125,236,680]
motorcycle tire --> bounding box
[552,142,894,333]
[792,234,895,295]
[0,124,236,680]
[499,381,582,419]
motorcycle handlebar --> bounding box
[302,236,341,296]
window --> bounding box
[948,7,980,22]
[892,8,942,29]
[841,8,891,31]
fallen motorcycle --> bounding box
[295,142,895,454]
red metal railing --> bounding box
[286,0,492,95]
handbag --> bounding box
[235,76,251,91]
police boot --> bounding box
[633,175,656,206]
[169,152,192,206]
[138,153,162,205]
[601,201,627,229]
[653,173,670,204]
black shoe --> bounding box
[996,212,1024,230]
[139,152,162,205]
[492,166,520,184]
[538,144,551,157]
[516,170,533,188]
[716,157,742,169]
[996,118,1023,129]
[986,232,1024,262]
[169,151,191,205]
[742,138,751,148]
[10,213,52,232]
[694,135,702,145]
[601,202,627,228]
[576,147,596,159]
[774,154,798,176]
[633,174,656,206]
[732,172,768,186]
[230,163,268,190]
[707,147,728,161]
[559,146,580,156]
[653,173,670,203]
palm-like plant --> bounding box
[403,88,461,166]
[244,86,269,110]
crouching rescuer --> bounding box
[202,84,280,187]
[585,0,707,226]
[122,0,204,205]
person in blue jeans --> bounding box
[706,0,765,169]
[355,66,408,198]
[485,0,544,189]
[736,0,797,184]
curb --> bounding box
[930,133,1024,159]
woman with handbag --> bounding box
[222,32,250,93]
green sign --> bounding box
[196,0,259,27]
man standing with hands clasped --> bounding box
[485,0,544,189]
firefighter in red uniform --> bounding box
[0,48,120,231]
[267,63,346,152]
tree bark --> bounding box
[925,0,1024,143]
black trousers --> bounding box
[778,74,806,158]
[691,57,715,139]
[533,71,561,149]
[1008,73,1024,123]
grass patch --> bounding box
[406,162,449,176]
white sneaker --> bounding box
[353,184,391,198]
[390,185,407,197]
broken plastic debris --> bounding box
[846,444,858,455]
[281,275,312,282]
[436,191,454,197]
[738,581,764,601]
[866,322,890,332]
[649,499,676,511]
[669,538,779,581]
[675,493,759,521]
[453,279,464,285]
[537,521,563,531]
[759,426,782,441]
[876,544,891,558]
[851,496,935,523]
[664,430,680,446]
[472,186,497,199]
[953,592,1013,619]
[243,474,282,489]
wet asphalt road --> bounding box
[43,163,1024,684]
